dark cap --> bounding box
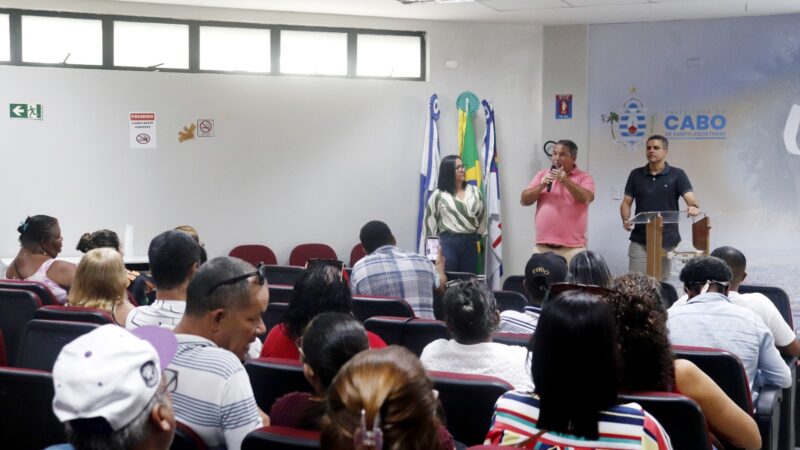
[525,252,568,287]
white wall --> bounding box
[0,0,543,278]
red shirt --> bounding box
[260,323,387,359]
[529,166,595,247]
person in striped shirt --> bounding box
[485,290,673,449]
[498,251,567,334]
[170,257,270,449]
[425,155,485,274]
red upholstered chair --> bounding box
[349,243,366,267]
[244,358,314,413]
[34,305,115,325]
[0,367,66,449]
[501,275,529,301]
[363,316,449,356]
[674,345,782,450]
[491,332,531,347]
[0,279,59,305]
[288,243,337,267]
[430,371,513,446]
[172,421,209,450]
[351,295,415,322]
[492,290,527,312]
[268,284,294,304]
[261,302,289,336]
[0,330,7,367]
[16,319,100,371]
[242,426,320,450]
[0,288,42,366]
[229,244,278,266]
[264,265,304,286]
[620,392,712,450]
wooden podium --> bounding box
[630,211,710,279]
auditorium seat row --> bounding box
[230,243,363,267]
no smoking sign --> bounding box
[197,119,215,137]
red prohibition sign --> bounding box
[199,120,213,133]
[136,133,151,144]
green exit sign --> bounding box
[10,103,43,120]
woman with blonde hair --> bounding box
[322,346,455,450]
[68,247,134,326]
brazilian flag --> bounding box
[457,91,484,274]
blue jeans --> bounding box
[440,233,479,274]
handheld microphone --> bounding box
[546,164,557,192]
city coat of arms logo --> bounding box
[601,89,651,152]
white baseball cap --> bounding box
[52,324,178,434]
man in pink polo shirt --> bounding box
[520,140,595,264]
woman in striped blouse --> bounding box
[425,155,485,274]
[485,290,673,449]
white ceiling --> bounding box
[103,0,800,25]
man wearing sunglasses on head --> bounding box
[170,256,270,450]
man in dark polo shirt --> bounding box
[619,134,700,279]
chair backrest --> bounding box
[264,265,305,286]
[492,290,527,312]
[289,243,337,267]
[0,279,59,305]
[501,275,530,301]
[269,284,294,304]
[229,244,278,266]
[430,371,514,446]
[16,319,100,371]
[0,288,42,366]
[659,281,679,308]
[445,271,477,282]
[620,392,712,450]
[739,284,793,328]
[262,302,290,335]
[172,421,209,450]
[0,329,6,367]
[245,358,314,413]
[673,345,753,414]
[349,243,366,267]
[491,332,532,347]
[34,305,115,325]
[0,367,66,449]
[351,296,415,322]
[363,316,450,357]
[242,426,320,450]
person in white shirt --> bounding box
[420,279,532,390]
[126,230,200,330]
[669,246,800,357]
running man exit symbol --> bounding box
[9,103,43,120]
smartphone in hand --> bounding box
[425,237,440,261]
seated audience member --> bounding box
[498,252,567,333]
[47,324,178,450]
[170,256,269,449]
[261,264,386,359]
[126,230,201,330]
[566,250,612,288]
[667,256,792,395]
[270,312,370,429]
[76,229,155,305]
[4,215,75,303]
[670,246,800,357]
[420,279,532,390]
[322,346,455,450]
[68,248,134,326]
[608,272,760,449]
[485,291,672,449]
[174,225,208,264]
[350,220,446,319]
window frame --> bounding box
[0,8,426,81]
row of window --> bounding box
[0,10,425,79]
